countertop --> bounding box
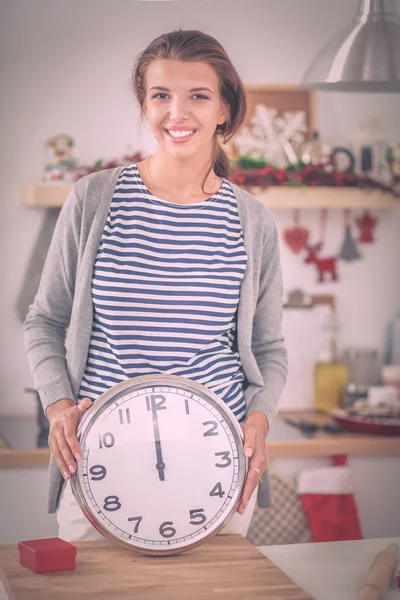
[259,536,400,600]
[1,409,400,468]
[0,537,399,600]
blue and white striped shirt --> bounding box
[78,164,248,422]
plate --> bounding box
[331,410,400,436]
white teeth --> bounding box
[167,130,195,138]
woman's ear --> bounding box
[218,102,230,128]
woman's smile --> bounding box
[164,128,197,143]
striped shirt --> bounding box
[78,163,248,422]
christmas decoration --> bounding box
[72,148,145,181]
[283,210,310,254]
[43,134,78,183]
[297,455,363,543]
[304,244,338,283]
[304,211,339,283]
[232,104,307,167]
[355,211,378,243]
[339,210,362,261]
[229,156,400,199]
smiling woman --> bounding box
[132,30,247,204]
[23,29,287,546]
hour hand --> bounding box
[155,441,165,481]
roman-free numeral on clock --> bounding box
[189,509,206,525]
[128,516,142,533]
[215,451,231,468]
[146,394,166,411]
[159,521,176,538]
[98,432,115,448]
[103,495,121,511]
[119,408,131,424]
[203,421,218,436]
[89,464,107,481]
[209,482,225,498]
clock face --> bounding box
[71,375,247,554]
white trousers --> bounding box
[57,480,257,542]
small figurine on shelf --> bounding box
[43,134,78,183]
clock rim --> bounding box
[71,374,249,555]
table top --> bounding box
[259,537,400,600]
[1,536,399,600]
[0,535,312,600]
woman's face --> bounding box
[143,59,228,160]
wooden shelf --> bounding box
[1,410,399,468]
[21,184,73,208]
[20,183,400,209]
[253,185,400,210]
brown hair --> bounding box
[132,29,247,191]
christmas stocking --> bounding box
[297,456,363,542]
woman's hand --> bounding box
[237,410,269,515]
[47,397,93,480]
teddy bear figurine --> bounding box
[43,134,78,183]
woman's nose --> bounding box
[169,100,190,121]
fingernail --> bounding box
[68,464,75,474]
[245,447,253,457]
[74,452,81,461]
[63,470,70,480]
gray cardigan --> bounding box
[23,166,287,513]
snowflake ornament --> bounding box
[233,104,308,167]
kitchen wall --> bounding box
[1,0,400,415]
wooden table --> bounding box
[0,535,312,600]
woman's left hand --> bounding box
[237,410,269,515]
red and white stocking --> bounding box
[297,456,363,542]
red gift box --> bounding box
[18,537,77,574]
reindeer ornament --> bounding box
[303,210,339,283]
[304,243,338,283]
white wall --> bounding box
[1,0,400,415]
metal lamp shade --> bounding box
[300,0,400,92]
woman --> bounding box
[24,29,287,541]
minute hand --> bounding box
[152,406,165,481]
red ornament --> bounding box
[355,211,378,243]
[284,227,309,253]
[304,243,338,283]
[283,210,310,253]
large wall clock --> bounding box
[71,374,248,555]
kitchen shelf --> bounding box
[253,185,399,210]
[20,183,399,209]
[1,411,400,468]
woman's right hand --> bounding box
[46,397,93,480]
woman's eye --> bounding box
[151,93,209,100]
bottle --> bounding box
[313,310,349,411]
[301,131,331,167]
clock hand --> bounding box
[151,404,165,481]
